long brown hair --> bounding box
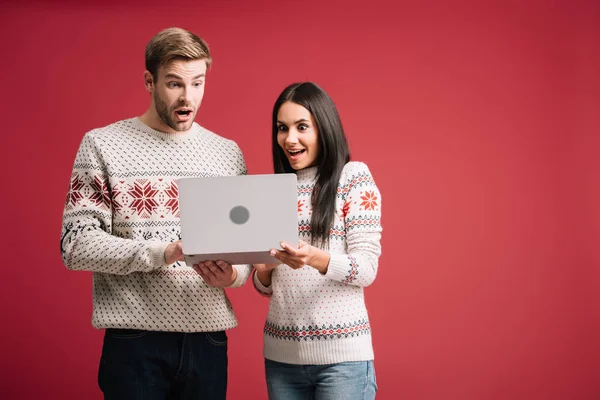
[272,82,351,247]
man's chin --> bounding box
[169,121,193,132]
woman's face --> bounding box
[276,101,320,171]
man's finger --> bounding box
[216,260,232,271]
[201,264,218,280]
[193,265,211,285]
[201,273,213,286]
[205,261,222,275]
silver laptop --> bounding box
[178,173,298,266]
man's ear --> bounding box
[144,70,154,92]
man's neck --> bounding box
[139,108,188,134]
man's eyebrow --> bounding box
[164,73,183,80]
[164,73,206,80]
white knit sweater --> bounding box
[254,161,383,364]
[61,118,251,332]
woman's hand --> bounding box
[270,240,331,273]
[253,262,280,287]
[270,240,314,269]
[253,262,280,274]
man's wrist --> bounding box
[229,268,238,286]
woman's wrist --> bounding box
[256,268,274,287]
[309,246,331,274]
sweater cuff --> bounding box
[253,269,273,295]
[226,265,247,288]
[149,242,170,269]
[325,253,352,282]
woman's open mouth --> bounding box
[288,149,305,161]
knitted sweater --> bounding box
[61,118,251,332]
[253,161,382,364]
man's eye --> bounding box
[168,82,180,88]
[193,82,203,87]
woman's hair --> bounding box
[272,82,351,246]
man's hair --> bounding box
[145,27,212,80]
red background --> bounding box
[1,0,598,399]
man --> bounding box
[60,27,250,399]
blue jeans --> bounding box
[265,359,378,400]
[98,329,228,400]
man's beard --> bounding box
[154,91,193,132]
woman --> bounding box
[253,82,383,399]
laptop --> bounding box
[178,173,299,266]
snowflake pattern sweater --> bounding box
[253,161,383,364]
[61,118,251,332]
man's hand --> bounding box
[193,260,237,287]
[164,241,185,264]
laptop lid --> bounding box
[178,173,298,266]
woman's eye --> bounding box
[278,125,288,132]
[298,124,308,131]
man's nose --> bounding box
[180,87,194,104]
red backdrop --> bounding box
[1,0,598,399]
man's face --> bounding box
[148,58,207,133]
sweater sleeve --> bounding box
[252,268,273,297]
[60,132,170,275]
[325,162,382,287]
[226,264,253,288]
[234,143,248,176]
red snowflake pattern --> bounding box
[360,191,378,211]
[128,180,159,217]
[111,183,124,214]
[298,199,306,213]
[66,173,85,208]
[341,199,352,219]
[164,181,179,216]
[89,175,111,209]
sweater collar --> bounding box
[132,117,200,142]
[296,166,318,183]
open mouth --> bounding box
[174,108,193,121]
[288,149,306,160]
